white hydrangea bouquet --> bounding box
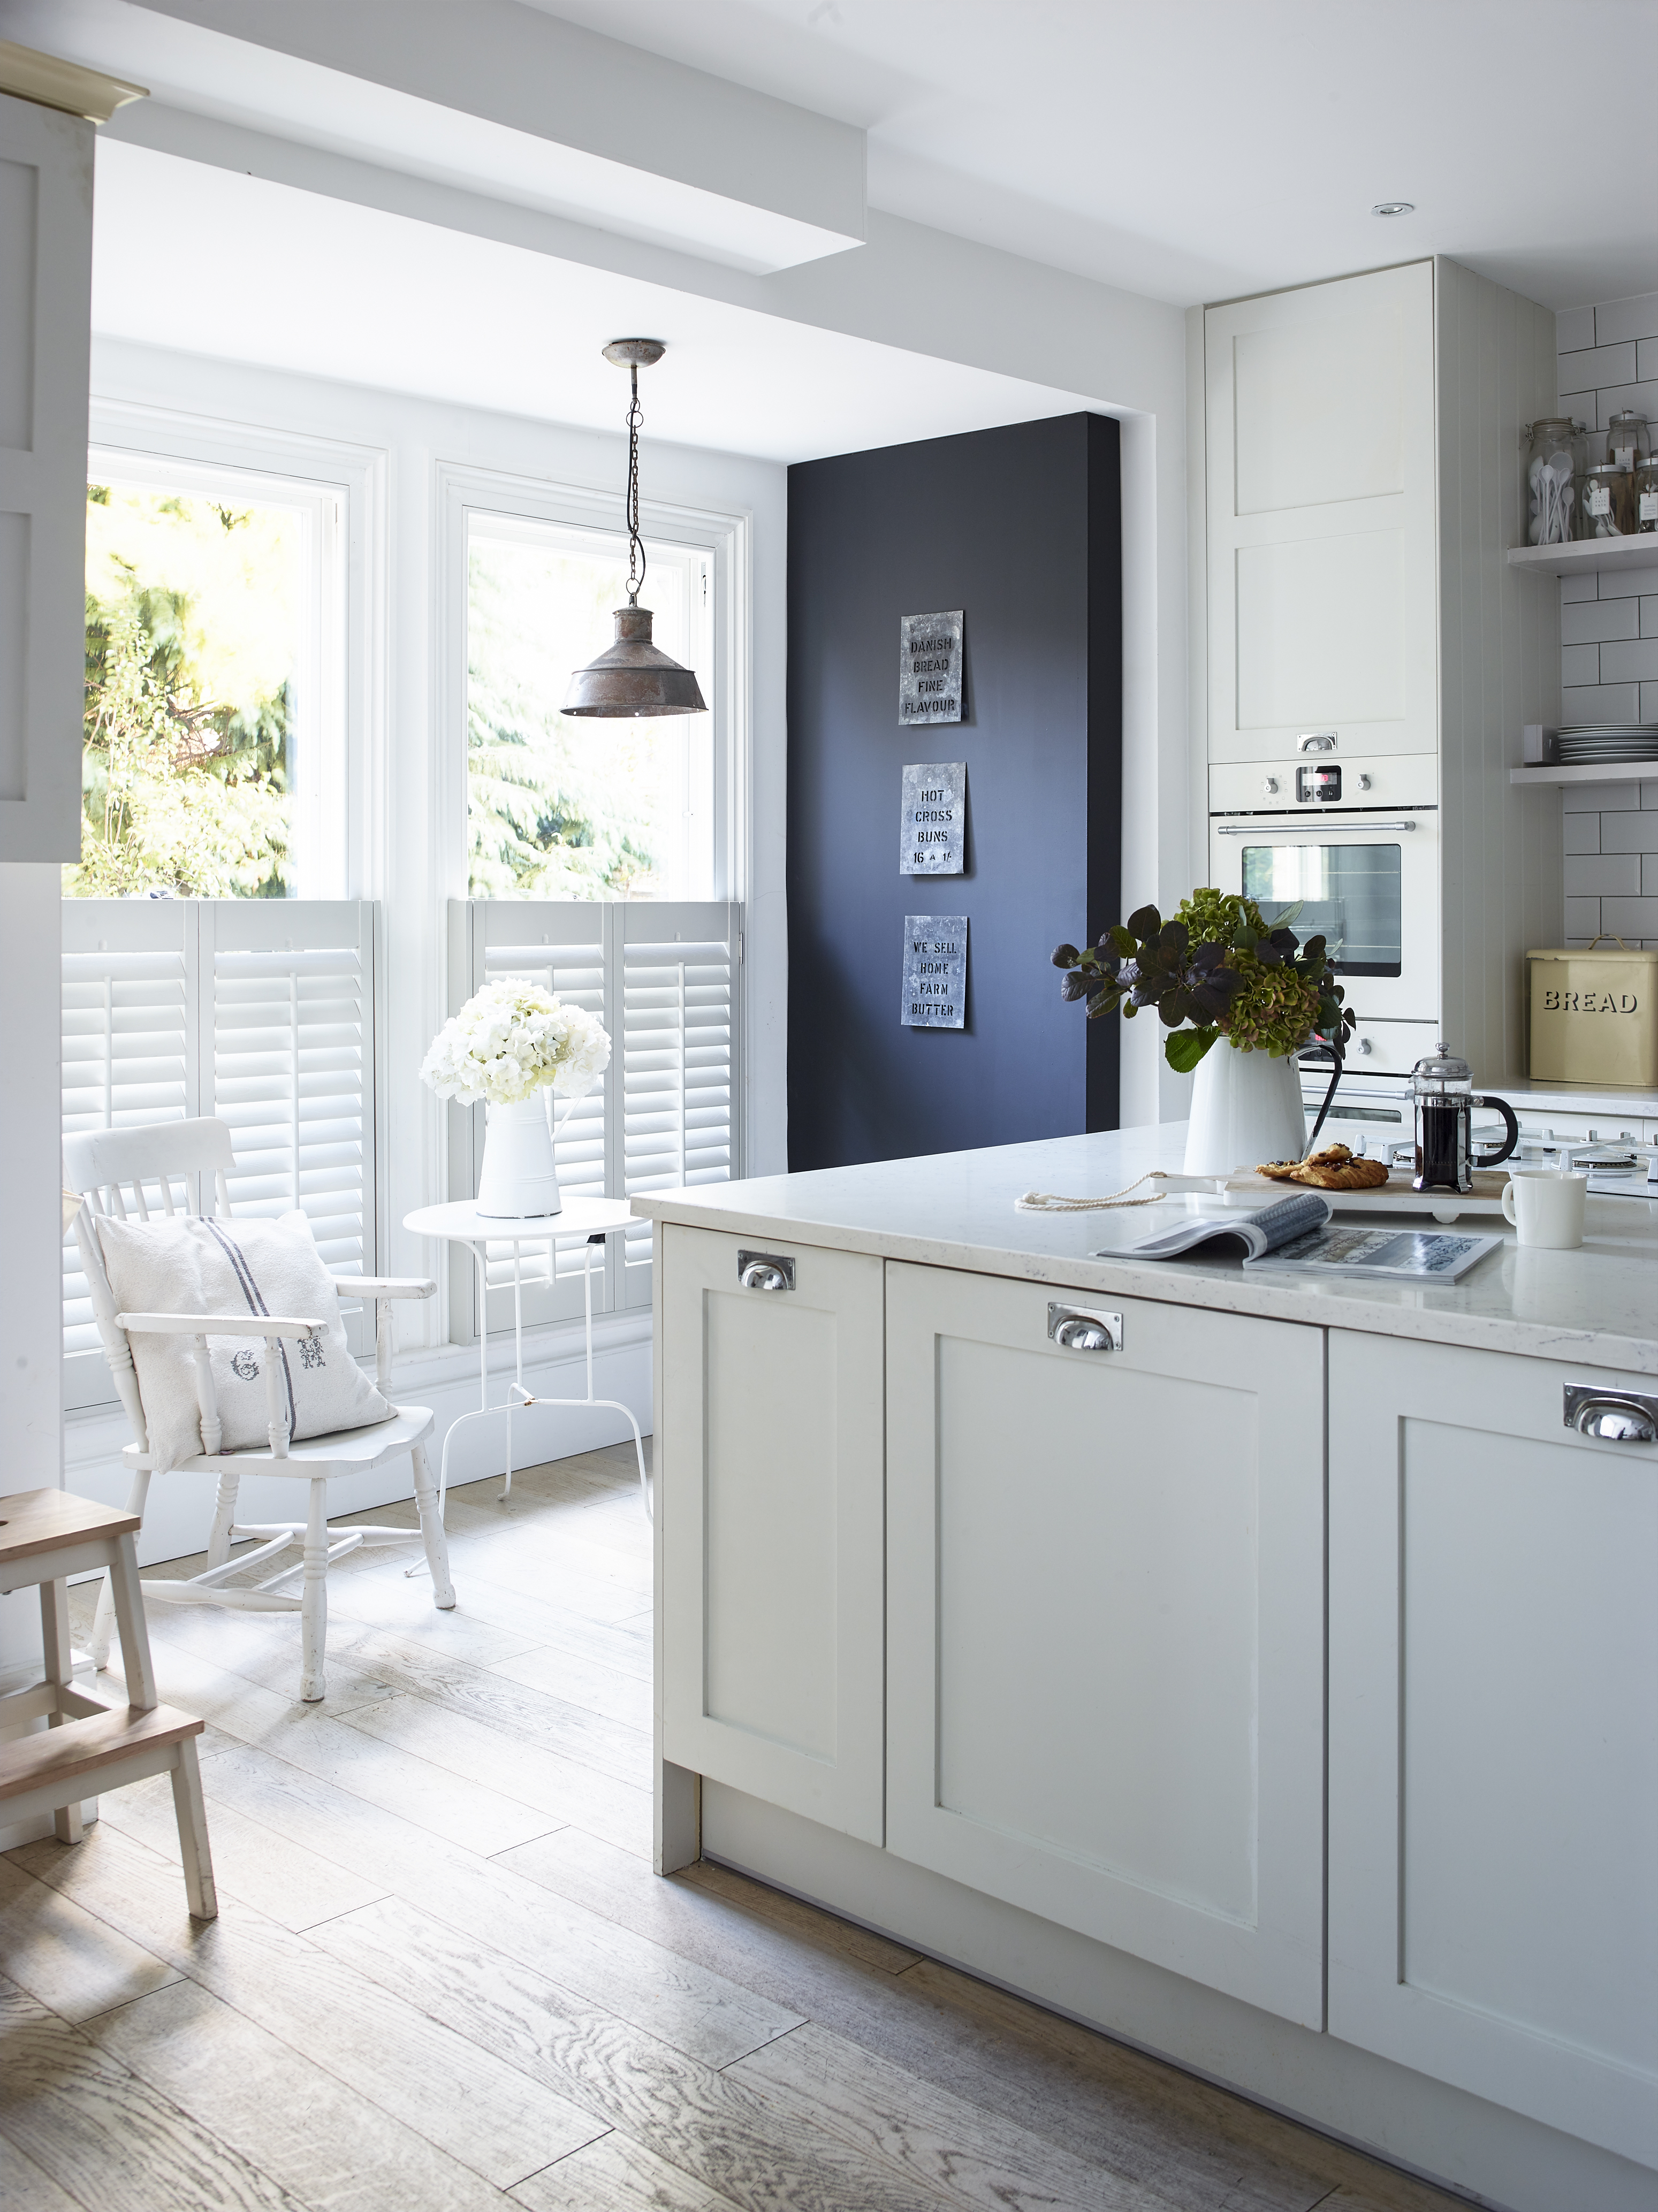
[420,979,610,1105]
[420,980,611,1217]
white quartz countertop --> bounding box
[633,1124,1658,1374]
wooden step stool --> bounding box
[0,1488,217,1919]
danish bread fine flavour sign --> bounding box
[902,915,967,1029]
[900,611,963,724]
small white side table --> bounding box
[403,1197,650,1521]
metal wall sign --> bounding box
[900,761,966,874]
[900,611,963,724]
[902,914,967,1029]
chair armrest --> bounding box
[330,1277,437,1301]
[115,1311,324,1339]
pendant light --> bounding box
[563,339,707,718]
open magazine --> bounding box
[1110,1191,1501,1284]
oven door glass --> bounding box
[1240,842,1403,976]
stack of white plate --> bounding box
[1554,722,1658,765]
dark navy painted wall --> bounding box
[786,413,1122,1171]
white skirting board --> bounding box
[60,1313,653,1568]
[699,1782,1654,2212]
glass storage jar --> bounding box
[1522,417,1585,544]
[1604,408,1651,471]
[1637,453,1658,534]
[1581,457,1639,537]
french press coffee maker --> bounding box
[1410,1044,1520,1193]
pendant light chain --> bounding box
[625,363,647,606]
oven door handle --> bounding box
[1214,818,1418,834]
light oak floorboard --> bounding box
[337,1692,651,1851]
[485,1635,654,1734]
[129,1636,567,1856]
[502,1825,924,1979]
[1,2133,92,2212]
[17,1818,607,2191]
[200,1746,799,2067]
[0,1976,302,2212]
[85,1975,512,2212]
[512,2130,742,2212]
[0,1851,181,2023]
[330,1556,653,1679]
[315,1894,1000,2212]
[94,1766,390,1931]
[733,2019,1181,2212]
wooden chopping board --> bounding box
[1224,1166,1513,1218]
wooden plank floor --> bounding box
[3,1445,1471,2212]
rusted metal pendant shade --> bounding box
[563,338,706,720]
[563,604,706,718]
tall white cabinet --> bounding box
[1196,257,1563,1086]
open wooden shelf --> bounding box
[1505,536,1658,581]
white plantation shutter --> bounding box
[60,903,196,1406]
[619,904,738,1307]
[449,899,740,1334]
[206,903,374,1279]
[61,901,379,1404]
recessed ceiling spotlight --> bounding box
[1372,201,1415,217]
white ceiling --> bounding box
[524,0,1658,311]
[90,140,1100,463]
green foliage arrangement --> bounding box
[1051,889,1356,1073]
[67,486,295,899]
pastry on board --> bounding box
[1256,1142,1393,1191]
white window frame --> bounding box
[432,458,751,916]
[87,398,388,903]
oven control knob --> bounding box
[1357,773,1372,790]
[1356,1037,1373,1056]
[1261,775,1280,796]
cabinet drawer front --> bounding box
[885,1262,1325,2028]
[1328,1333,1658,2164]
[660,1224,884,1843]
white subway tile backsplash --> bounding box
[1561,682,1639,721]
[1563,853,1641,896]
[1562,598,1641,645]
[1602,895,1658,934]
[1601,811,1658,852]
[1601,638,1658,683]
[1562,779,1641,810]
[1595,292,1658,347]
[1550,300,1657,942]
[1588,380,1658,432]
[1558,340,1639,388]
[1596,565,1656,600]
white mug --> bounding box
[1501,1169,1587,1250]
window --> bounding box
[70,453,345,901]
[466,514,714,901]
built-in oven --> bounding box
[1208,795,1439,1030]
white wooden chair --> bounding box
[64,1118,454,1703]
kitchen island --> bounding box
[635,1127,1657,2212]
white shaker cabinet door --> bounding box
[1206,260,1437,765]
[1328,1334,1658,2167]
[886,1263,1326,2027]
[659,1223,885,1843]
[0,90,94,859]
